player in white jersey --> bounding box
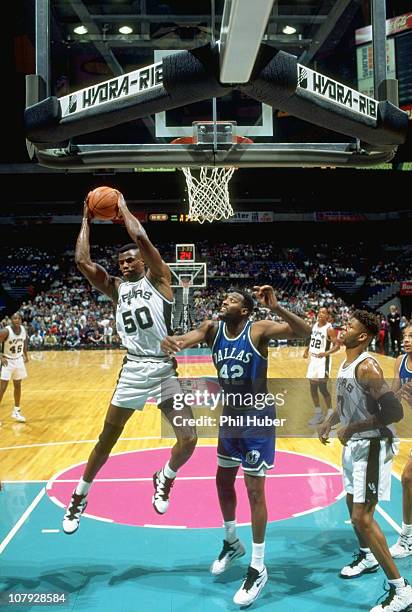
[389,324,412,559]
[0,313,28,424]
[318,310,412,612]
[62,193,197,535]
[303,308,340,426]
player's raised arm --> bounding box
[253,285,312,340]
[117,193,170,284]
[162,320,217,354]
[75,202,121,302]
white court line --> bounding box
[49,472,339,483]
[335,490,346,500]
[0,488,45,555]
[376,505,402,534]
[0,436,163,451]
[42,529,60,533]
[4,472,341,485]
[144,524,186,529]
[83,513,113,523]
[49,495,64,509]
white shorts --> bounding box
[306,354,331,380]
[342,437,399,503]
[0,357,27,381]
[111,355,181,410]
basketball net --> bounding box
[172,130,252,224]
[181,166,235,224]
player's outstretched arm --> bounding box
[75,203,120,301]
[117,194,169,283]
[162,320,217,353]
[253,285,312,340]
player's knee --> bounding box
[177,430,197,453]
[246,486,264,506]
[318,382,329,396]
[351,513,372,532]
[95,421,124,456]
[216,472,235,494]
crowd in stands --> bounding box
[0,243,410,354]
[367,245,412,285]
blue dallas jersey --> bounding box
[399,353,412,385]
[212,321,276,474]
[211,320,268,403]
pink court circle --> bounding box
[48,446,343,529]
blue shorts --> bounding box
[217,405,276,476]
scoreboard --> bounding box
[175,244,195,262]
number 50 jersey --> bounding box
[116,276,173,357]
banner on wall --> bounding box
[355,13,412,45]
[314,212,367,222]
[400,281,412,296]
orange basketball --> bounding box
[86,186,120,220]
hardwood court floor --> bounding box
[0,347,410,483]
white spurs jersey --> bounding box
[2,325,27,359]
[116,276,173,357]
[309,322,332,355]
[336,352,393,439]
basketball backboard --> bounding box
[25,0,409,169]
[168,263,207,288]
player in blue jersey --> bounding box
[162,286,310,606]
[390,324,412,558]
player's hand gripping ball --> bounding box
[86,186,121,220]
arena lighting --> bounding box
[282,25,297,35]
[119,25,133,34]
[73,25,88,35]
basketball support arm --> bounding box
[25,43,408,152]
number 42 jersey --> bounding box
[211,320,268,401]
[116,276,173,357]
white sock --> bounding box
[360,547,373,556]
[402,522,412,536]
[75,478,91,496]
[224,520,237,544]
[14,407,21,411]
[388,577,406,590]
[163,461,177,480]
[314,406,322,413]
[251,542,265,572]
